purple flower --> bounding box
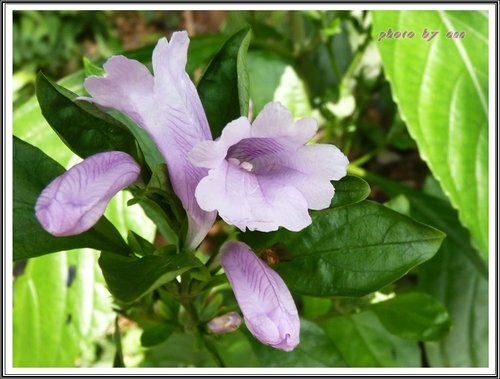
[189,102,349,232]
[221,241,300,351]
[35,151,140,236]
[83,31,216,248]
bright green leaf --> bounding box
[197,28,251,138]
[372,10,488,258]
[13,137,130,260]
[13,250,114,366]
[370,292,452,341]
[321,311,420,367]
[98,250,204,303]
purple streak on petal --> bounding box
[84,31,216,248]
[35,151,140,237]
[221,241,300,351]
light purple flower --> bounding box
[83,31,216,248]
[35,151,140,236]
[189,102,349,233]
[221,241,300,351]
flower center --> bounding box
[225,137,283,175]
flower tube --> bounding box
[83,31,216,248]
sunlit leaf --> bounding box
[13,250,114,366]
[372,10,488,258]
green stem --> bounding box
[202,335,225,367]
[180,273,198,333]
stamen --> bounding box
[240,161,254,172]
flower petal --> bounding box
[195,162,310,232]
[251,102,318,145]
[84,55,155,125]
[35,151,140,236]
[189,116,252,169]
[274,144,349,209]
[84,31,216,248]
[221,241,300,351]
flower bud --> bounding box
[207,311,242,335]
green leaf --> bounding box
[248,319,346,367]
[419,239,488,366]
[370,292,451,341]
[83,56,105,77]
[247,50,311,118]
[362,173,488,366]
[320,311,420,367]
[98,250,204,303]
[262,200,444,297]
[13,137,130,260]
[36,72,139,161]
[197,28,251,138]
[330,175,371,208]
[141,324,176,347]
[13,250,114,366]
[239,175,371,249]
[372,10,488,258]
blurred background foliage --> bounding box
[12,9,488,368]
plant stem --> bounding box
[202,335,226,367]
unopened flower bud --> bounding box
[207,311,242,335]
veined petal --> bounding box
[274,144,349,209]
[84,55,155,126]
[35,151,140,236]
[195,162,310,232]
[84,32,216,248]
[251,102,318,145]
[221,241,300,351]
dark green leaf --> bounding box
[107,110,164,172]
[197,28,251,138]
[127,231,156,256]
[35,72,139,160]
[320,311,420,367]
[13,137,130,261]
[363,173,488,366]
[260,200,444,296]
[239,176,370,249]
[370,292,451,341]
[98,250,204,303]
[141,324,176,347]
[248,319,346,367]
[330,175,371,208]
[372,11,488,258]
